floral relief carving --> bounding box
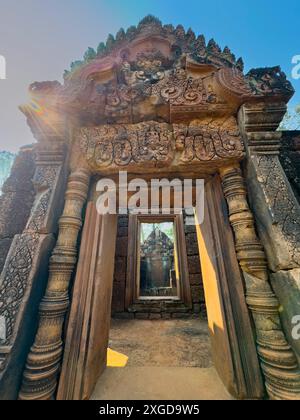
[174,118,244,162]
[0,161,62,373]
[26,165,60,232]
[255,155,300,265]
[79,118,244,170]
[0,234,39,350]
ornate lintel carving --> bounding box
[78,118,244,172]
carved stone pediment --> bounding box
[20,16,294,141]
[77,118,244,174]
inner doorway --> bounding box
[91,212,233,400]
[58,176,264,400]
[139,220,179,299]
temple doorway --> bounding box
[58,178,264,400]
[90,213,234,400]
[90,211,232,400]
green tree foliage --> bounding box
[83,47,97,62]
[0,151,15,193]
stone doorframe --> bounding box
[40,168,269,400]
[15,135,300,400]
[125,213,192,310]
[18,160,300,400]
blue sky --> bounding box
[0,0,299,151]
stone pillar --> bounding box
[18,168,90,400]
[220,163,300,400]
[0,142,66,400]
[239,104,300,364]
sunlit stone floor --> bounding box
[91,319,234,400]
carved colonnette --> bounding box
[220,164,300,400]
[18,168,90,400]
[0,143,66,400]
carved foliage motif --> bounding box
[255,155,300,265]
[153,67,223,107]
[174,118,244,162]
[79,119,244,170]
[0,234,39,352]
[0,162,61,373]
[78,64,230,123]
[26,166,60,232]
[80,122,175,168]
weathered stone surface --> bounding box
[187,256,201,274]
[118,216,128,228]
[117,227,128,237]
[0,239,12,274]
[0,148,35,273]
[0,144,68,400]
[172,313,191,319]
[280,131,300,204]
[78,118,245,174]
[115,237,128,258]
[189,274,203,286]
[113,312,135,320]
[0,191,34,238]
[200,304,208,320]
[1,148,35,194]
[111,283,125,314]
[149,313,161,320]
[114,258,126,283]
[191,285,205,303]
[135,313,149,320]
[185,233,199,256]
[271,269,300,363]
[193,303,201,314]
[245,155,300,271]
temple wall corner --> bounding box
[237,102,300,364]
